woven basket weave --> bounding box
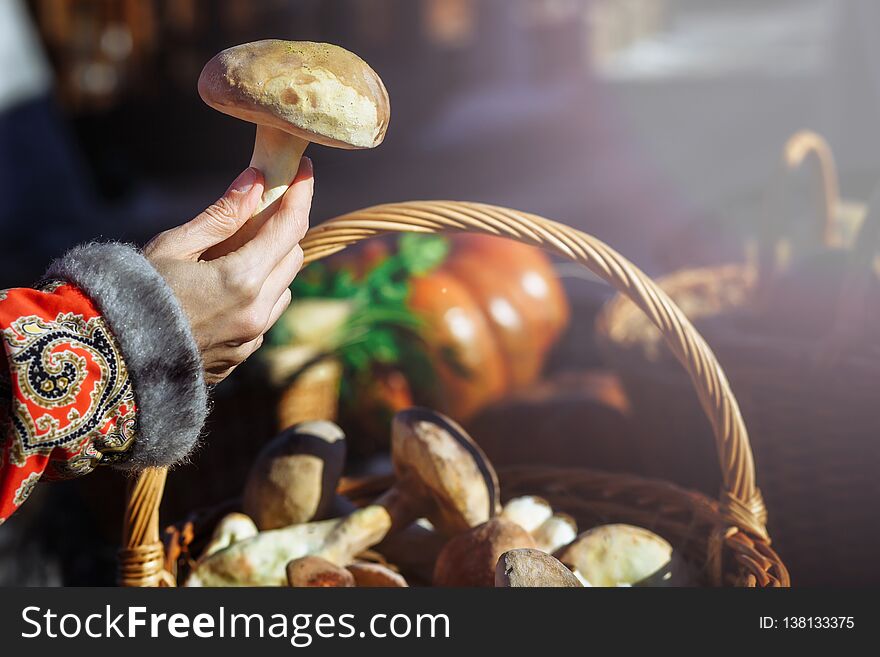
[117,201,788,587]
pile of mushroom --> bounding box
[184,407,688,588]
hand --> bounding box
[145,160,313,384]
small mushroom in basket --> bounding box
[500,496,553,532]
[532,513,578,554]
[433,518,536,587]
[199,512,259,562]
[313,407,500,565]
[186,408,497,586]
[243,421,346,530]
[185,507,391,587]
[495,548,583,588]
[347,562,409,588]
[287,556,355,587]
[554,524,674,587]
[501,496,578,553]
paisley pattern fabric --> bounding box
[0,282,136,523]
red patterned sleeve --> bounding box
[0,282,136,524]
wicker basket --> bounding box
[597,136,880,585]
[117,201,788,587]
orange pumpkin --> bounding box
[408,270,508,419]
[448,235,570,352]
[409,235,569,419]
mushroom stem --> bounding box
[250,124,309,214]
[315,481,443,565]
[316,505,394,566]
[205,125,308,258]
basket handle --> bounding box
[119,201,768,585]
[759,130,840,282]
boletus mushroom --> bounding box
[495,548,582,588]
[199,512,258,562]
[312,407,501,566]
[500,495,553,532]
[186,408,496,586]
[243,420,346,530]
[347,562,408,588]
[433,518,536,587]
[287,556,355,588]
[185,507,390,587]
[554,524,674,587]
[532,513,578,554]
[198,40,389,254]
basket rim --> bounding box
[596,261,880,364]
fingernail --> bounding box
[231,167,257,193]
[300,157,314,181]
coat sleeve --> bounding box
[0,243,209,524]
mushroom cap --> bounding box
[554,524,674,587]
[200,512,258,561]
[347,562,409,588]
[199,40,389,149]
[500,495,553,532]
[243,420,346,530]
[532,513,578,554]
[495,548,582,587]
[287,556,355,587]
[433,518,536,587]
[391,407,500,535]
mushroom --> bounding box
[433,518,536,587]
[495,548,583,588]
[554,524,674,587]
[199,512,258,561]
[187,408,496,586]
[501,496,577,553]
[500,495,553,532]
[185,507,390,587]
[347,562,408,588]
[243,420,346,530]
[287,556,355,587]
[532,513,578,554]
[313,407,500,566]
[373,522,446,585]
[198,40,389,254]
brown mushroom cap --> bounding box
[433,518,536,587]
[198,39,389,149]
[287,556,355,587]
[495,549,583,587]
[347,562,408,588]
[391,407,500,535]
[243,420,346,530]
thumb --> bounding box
[175,168,264,258]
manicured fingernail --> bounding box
[231,167,257,193]
[300,157,313,180]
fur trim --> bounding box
[44,243,207,469]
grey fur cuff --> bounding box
[44,242,207,469]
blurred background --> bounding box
[2,0,880,587]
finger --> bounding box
[256,246,303,314]
[171,168,264,259]
[262,287,293,335]
[236,158,313,272]
[207,335,265,375]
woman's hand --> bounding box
[145,160,313,384]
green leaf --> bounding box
[399,233,450,275]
